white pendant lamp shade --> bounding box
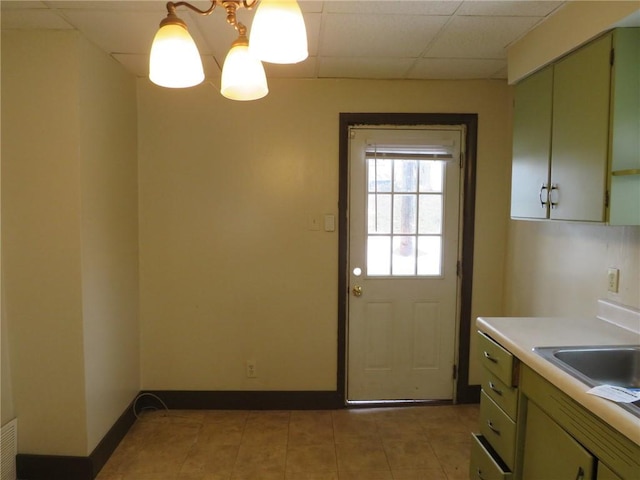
[149,21,205,88]
[249,0,308,64]
[221,38,269,101]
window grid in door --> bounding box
[366,156,445,277]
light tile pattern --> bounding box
[1,1,565,80]
[96,404,478,480]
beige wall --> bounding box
[77,37,140,452]
[505,222,640,317]
[1,30,139,455]
[138,78,512,390]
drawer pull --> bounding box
[487,420,501,435]
[483,351,498,363]
[476,468,486,480]
[575,467,584,480]
[488,381,503,395]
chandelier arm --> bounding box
[235,21,247,36]
[166,0,217,17]
[241,0,258,9]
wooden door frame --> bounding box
[337,113,480,405]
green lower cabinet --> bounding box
[470,434,513,480]
[598,463,623,480]
[522,401,595,480]
[480,391,517,470]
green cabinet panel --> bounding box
[522,401,595,480]
[480,391,517,470]
[470,434,513,480]
[550,33,612,222]
[520,365,640,480]
[599,462,623,480]
[511,66,553,219]
[609,28,640,225]
[478,332,517,387]
[482,369,518,421]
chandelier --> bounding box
[149,0,308,101]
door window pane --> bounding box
[419,161,443,192]
[392,236,416,275]
[418,194,442,234]
[393,160,418,192]
[393,195,417,234]
[367,236,391,275]
[368,159,392,192]
[368,194,391,234]
[417,236,442,275]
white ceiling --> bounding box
[1,0,568,83]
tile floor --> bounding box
[96,404,479,480]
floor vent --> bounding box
[1,418,17,480]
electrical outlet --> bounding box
[607,268,619,293]
[246,360,257,378]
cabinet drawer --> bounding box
[478,332,517,386]
[482,369,518,421]
[480,391,517,470]
[470,434,512,480]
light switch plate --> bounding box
[324,214,335,232]
[607,268,619,293]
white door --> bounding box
[347,126,463,401]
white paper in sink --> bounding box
[587,385,640,403]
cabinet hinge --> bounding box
[460,152,465,169]
[452,364,458,380]
[610,48,615,66]
[456,260,462,278]
[605,190,610,208]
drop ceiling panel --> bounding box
[319,56,415,79]
[455,1,563,17]
[61,10,161,53]
[409,58,507,79]
[320,13,449,57]
[50,1,167,11]
[1,1,48,10]
[325,1,461,16]
[1,9,73,29]
[263,57,318,78]
[425,15,542,59]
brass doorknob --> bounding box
[352,285,363,297]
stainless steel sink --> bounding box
[534,345,640,418]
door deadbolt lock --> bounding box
[352,285,363,297]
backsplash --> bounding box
[597,299,640,334]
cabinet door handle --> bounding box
[549,184,559,209]
[483,351,498,363]
[488,381,503,396]
[539,183,549,208]
[487,420,501,435]
[575,467,584,480]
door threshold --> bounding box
[346,399,453,408]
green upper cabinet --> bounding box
[511,66,553,219]
[550,33,612,222]
[511,28,640,225]
[609,28,640,225]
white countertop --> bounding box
[476,314,640,446]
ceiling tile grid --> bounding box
[1,0,570,81]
